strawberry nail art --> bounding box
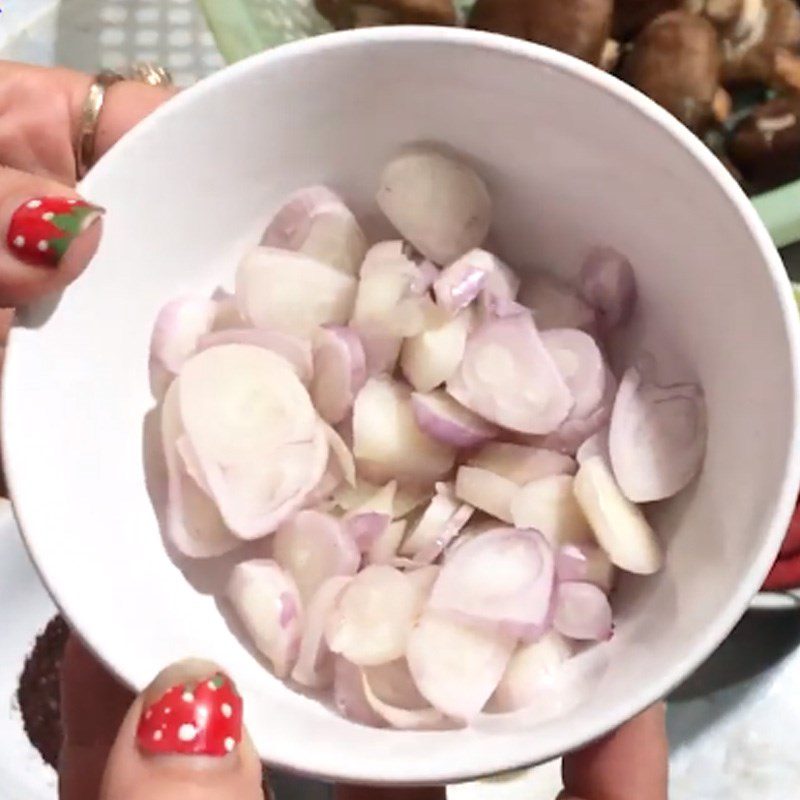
[136,672,243,757]
[7,197,104,267]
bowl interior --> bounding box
[4,28,800,785]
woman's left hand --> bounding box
[58,634,667,800]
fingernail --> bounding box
[7,197,104,267]
[136,660,242,757]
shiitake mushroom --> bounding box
[315,0,455,28]
[727,95,800,190]
[612,0,682,41]
[468,0,614,66]
[620,10,723,132]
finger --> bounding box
[560,704,668,800]
[90,79,177,165]
[0,173,103,305]
[0,63,174,185]
[100,659,263,800]
[59,635,136,800]
[334,788,446,800]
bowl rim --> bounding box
[6,25,800,785]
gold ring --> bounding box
[76,69,124,180]
[130,62,174,88]
[75,63,174,179]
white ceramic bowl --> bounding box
[5,27,800,786]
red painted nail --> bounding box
[7,197,104,267]
[136,672,243,757]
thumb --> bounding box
[100,660,264,800]
[0,178,103,306]
[559,704,668,800]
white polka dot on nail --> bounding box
[13,235,24,248]
[207,680,218,690]
[145,709,153,719]
[178,723,197,742]
[164,707,171,715]
[37,241,48,252]
[221,703,232,718]
[67,199,77,204]
[26,200,42,209]
[224,737,235,752]
[153,730,163,741]
[42,212,54,221]
[182,691,194,702]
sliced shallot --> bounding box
[311,325,367,424]
[576,429,610,465]
[150,296,217,394]
[400,308,472,393]
[226,560,303,679]
[236,246,357,337]
[573,456,664,575]
[541,329,606,420]
[325,565,426,666]
[468,442,576,485]
[490,632,572,713]
[447,312,573,435]
[367,519,407,565]
[342,480,395,551]
[211,288,245,331]
[609,367,707,503]
[534,366,617,455]
[376,146,492,265]
[352,378,456,485]
[362,660,445,730]
[321,422,357,488]
[444,517,500,559]
[333,657,385,727]
[292,575,351,690]
[333,479,427,519]
[198,327,313,385]
[579,246,636,331]
[305,423,357,508]
[160,382,239,558]
[273,510,360,603]
[433,249,519,315]
[556,543,615,593]
[352,241,441,339]
[518,271,596,331]
[454,465,517,523]
[429,527,555,637]
[554,581,613,642]
[406,610,515,721]
[411,389,499,448]
[404,564,441,597]
[510,475,593,547]
[400,484,474,561]
[178,345,328,539]
[261,185,368,275]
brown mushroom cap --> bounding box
[612,0,681,42]
[690,0,743,27]
[718,0,800,87]
[315,0,455,28]
[468,0,614,66]
[620,10,722,132]
[726,95,800,190]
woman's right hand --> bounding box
[0,61,174,306]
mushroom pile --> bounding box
[314,0,800,194]
[150,145,707,729]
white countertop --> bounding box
[2,3,800,798]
